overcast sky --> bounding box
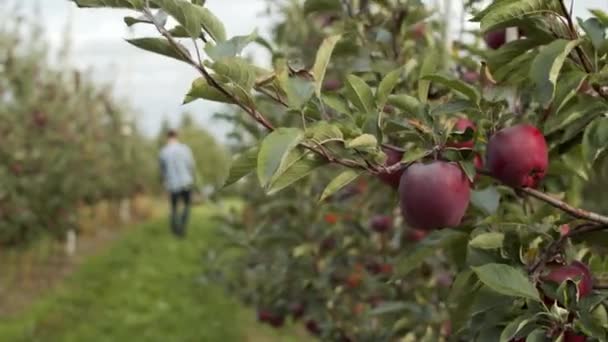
[14,0,608,139]
[17,0,274,140]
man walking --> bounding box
[159,129,196,237]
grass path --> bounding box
[0,204,305,342]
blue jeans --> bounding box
[170,188,191,237]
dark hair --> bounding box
[167,129,177,138]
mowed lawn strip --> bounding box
[0,205,305,342]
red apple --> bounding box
[370,215,393,233]
[486,124,548,188]
[345,272,362,289]
[320,236,336,253]
[289,302,306,320]
[412,22,426,39]
[378,148,404,189]
[484,29,506,49]
[257,309,274,323]
[305,319,321,336]
[564,331,587,342]
[462,71,480,84]
[447,118,476,149]
[322,78,342,91]
[473,153,484,171]
[542,261,593,298]
[268,313,285,328]
[399,161,471,230]
[324,213,339,225]
[406,228,428,242]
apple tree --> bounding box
[71,0,608,340]
[0,10,158,245]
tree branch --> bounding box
[476,169,608,225]
[529,223,608,274]
[557,0,594,74]
[142,8,374,173]
[521,188,608,225]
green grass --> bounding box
[0,204,305,342]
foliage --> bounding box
[0,11,157,245]
[71,0,608,340]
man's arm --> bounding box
[186,146,199,186]
[159,154,166,185]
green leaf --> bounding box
[278,69,315,110]
[150,0,202,38]
[448,269,479,335]
[367,302,415,316]
[458,160,476,184]
[531,39,581,106]
[198,6,226,42]
[126,37,190,62]
[591,9,608,26]
[583,117,608,165]
[500,315,538,342]
[387,94,422,114]
[210,57,257,91]
[346,134,377,150]
[376,67,403,109]
[266,151,326,195]
[578,17,606,52]
[303,0,342,14]
[422,74,480,105]
[306,122,344,143]
[472,263,540,301]
[345,75,375,113]
[471,187,501,215]
[431,99,477,116]
[478,0,562,32]
[487,38,550,73]
[205,31,257,60]
[223,146,258,187]
[168,25,191,38]
[401,147,429,164]
[319,170,361,202]
[183,77,233,104]
[71,0,145,9]
[398,230,468,275]
[545,98,605,136]
[469,232,505,250]
[578,306,608,342]
[525,329,548,342]
[551,71,588,119]
[418,52,439,103]
[257,128,304,188]
[322,94,351,115]
[312,35,341,97]
[123,16,151,27]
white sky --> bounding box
[12,0,608,139]
[17,0,273,140]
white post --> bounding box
[119,198,131,223]
[66,229,77,257]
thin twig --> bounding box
[255,86,288,107]
[529,223,608,274]
[476,169,608,225]
[142,7,376,172]
[557,0,595,74]
[521,188,608,225]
